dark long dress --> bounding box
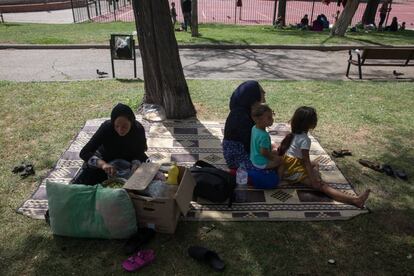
[74,103,148,185]
[222,81,262,169]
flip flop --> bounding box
[382,164,395,177]
[123,228,156,255]
[20,164,35,178]
[122,249,155,272]
[395,169,408,181]
[12,163,26,174]
[332,149,352,158]
[358,159,383,173]
[188,246,225,272]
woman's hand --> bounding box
[98,161,117,177]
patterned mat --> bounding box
[17,117,368,221]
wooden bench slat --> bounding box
[362,49,413,60]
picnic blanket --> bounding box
[17,117,368,221]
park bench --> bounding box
[346,48,414,79]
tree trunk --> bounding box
[191,0,199,37]
[330,0,360,36]
[132,0,196,119]
[361,0,380,25]
[277,0,286,26]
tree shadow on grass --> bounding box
[6,207,412,275]
[319,34,386,46]
[178,207,414,274]
[188,34,235,45]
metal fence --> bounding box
[71,0,412,29]
[71,0,132,23]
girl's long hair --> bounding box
[277,106,318,156]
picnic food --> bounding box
[103,177,127,188]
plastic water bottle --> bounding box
[236,162,248,202]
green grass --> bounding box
[0,79,413,275]
[1,22,414,45]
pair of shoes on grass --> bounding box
[12,162,35,178]
[358,159,408,181]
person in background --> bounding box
[223,81,266,170]
[181,0,192,31]
[399,21,406,31]
[171,2,177,26]
[378,0,391,30]
[75,103,148,185]
[311,15,324,31]
[278,106,371,208]
[298,14,309,29]
[385,16,398,31]
[319,14,330,29]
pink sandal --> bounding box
[122,249,155,272]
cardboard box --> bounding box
[123,163,196,234]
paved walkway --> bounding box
[1,9,74,24]
[0,48,413,81]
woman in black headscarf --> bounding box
[75,103,148,185]
[222,81,265,169]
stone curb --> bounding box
[1,44,413,51]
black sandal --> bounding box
[395,169,408,181]
[382,164,395,177]
[188,246,225,272]
[12,162,26,174]
[332,149,352,158]
[20,164,35,178]
[358,159,383,172]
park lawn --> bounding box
[0,79,413,275]
[0,22,414,45]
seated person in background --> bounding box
[399,22,406,31]
[320,14,330,29]
[311,15,324,31]
[275,16,284,27]
[385,17,399,32]
[75,103,148,185]
[298,14,309,29]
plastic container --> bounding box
[236,162,248,202]
[166,162,179,185]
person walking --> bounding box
[171,2,177,26]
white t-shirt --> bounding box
[286,133,311,159]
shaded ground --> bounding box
[1,48,413,81]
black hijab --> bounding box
[110,103,136,126]
[224,81,262,152]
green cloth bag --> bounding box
[46,181,137,239]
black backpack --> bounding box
[190,160,236,207]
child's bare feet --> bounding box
[354,189,371,208]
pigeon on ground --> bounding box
[96,69,109,77]
[393,70,404,77]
